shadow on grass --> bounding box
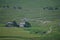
[0,36,40,40]
[0,36,32,40]
[0,39,17,40]
[0,36,25,38]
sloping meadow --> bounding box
[0,0,60,40]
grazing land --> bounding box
[0,0,60,40]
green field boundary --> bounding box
[0,36,27,38]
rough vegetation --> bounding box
[0,0,60,40]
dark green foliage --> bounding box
[43,7,53,10]
[17,7,22,9]
[43,7,48,10]
[43,7,59,10]
[3,6,6,8]
[12,21,17,26]
[48,7,53,10]
[2,5,9,8]
[55,7,59,10]
[6,5,9,8]
[24,22,31,27]
[12,21,19,27]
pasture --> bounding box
[0,0,60,40]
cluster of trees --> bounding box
[43,7,59,10]
[0,5,22,9]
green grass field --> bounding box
[0,0,60,40]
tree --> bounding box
[24,21,31,27]
[12,21,19,27]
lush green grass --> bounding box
[0,0,60,40]
[0,0,60,23]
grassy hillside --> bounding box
[0,0,60,40]
[0,0,60,23]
